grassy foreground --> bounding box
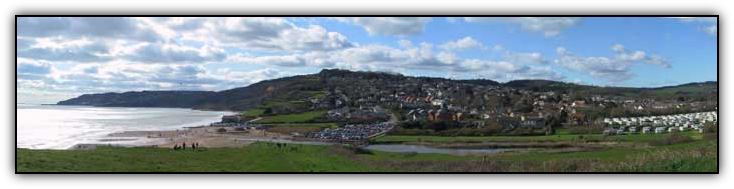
[17,143,383,172]
[17,139,717,172]
[374,131,703,144]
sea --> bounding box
[16,104,233,149]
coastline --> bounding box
[17,104,239,150]
[81,125,294,149]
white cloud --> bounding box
[503,52,548,65]
[215,68,293,90]
[611,44,671,68]
[18,37,226,64]
[673,17,717,23]
[203,17,353,51]
[672,17,717,37]
[227,40,564,82]
[440,37,486,51]
[17,37,113,62]
[464,17,580,37]
[703,25,717,36]
[17,17,165,42]
[446,17,460,23]
[18,59,294,96]
[398,39,413,49]
[337,17,432,36]
[227,51,335,68]
[17,58,54,80]
[553,44,671,83]
[123,43,226,64]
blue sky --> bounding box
[16,17,717,104]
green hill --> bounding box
[57,69,717,111]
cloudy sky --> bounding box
[17,17,717,104]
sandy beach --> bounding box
[101,126,293,149]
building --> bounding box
[572,100,586,107]
[520,116,546,129]
[221,115,242,123]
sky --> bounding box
[16,17,718,104]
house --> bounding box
[221,115,242,123]
[571,100,586,107]
[520,116,545,129]
[452,112,463,122]
[431,99,444,106]
[655,127,667,134]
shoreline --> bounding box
[77,125,295,149]
[18,104,240,150]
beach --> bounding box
[101,126,294,149]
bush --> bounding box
[568,126,604,134]
[508,128,539,136]
[351,147,374,155]
[216,128,227,133]
[649,132,693,146]
[389,128,434,136]
[703,133,718,140]
[704,122,718,133]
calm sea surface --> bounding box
[17,104,232,149]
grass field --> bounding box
[256,100,308,109]
[17,139,717,172]
[253,110,327,124]
[242,109,265,117]
[17,143,384,172]
[359,139,717,171]
[374,131,702,144]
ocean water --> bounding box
[16,104,233,149]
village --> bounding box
[204,70,718,142]
[305,70,717,135]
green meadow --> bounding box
[17,139,717,172]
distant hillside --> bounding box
[57,69,718,111]
[503,79,589,92]
[57,91,217,108]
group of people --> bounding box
[173,142,200,150]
